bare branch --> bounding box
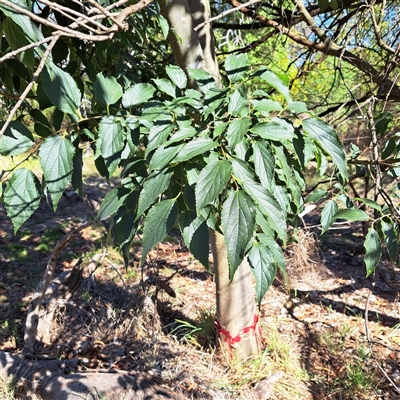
[0,37,53,64]
[0,0,154,42]
[367,0,396,54]
[85,0,126,30]
[295,0,330,43]
[193,0,262,32]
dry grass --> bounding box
[284,229,334,290]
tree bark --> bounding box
[211,230,261,361]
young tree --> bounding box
[0,0,352,363]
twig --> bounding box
[107,263,129,293]
[364,275,400,394]
[38,0,109,33]
[85,0,126,30]
[367,98,382,202]
[194,0,262,31]
[0,34,60,140]
[0,0,118,41]
[0,37,53,64]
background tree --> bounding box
[212,0,400,106]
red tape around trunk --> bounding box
[215,314,260,349]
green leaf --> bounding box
[94,73,123,106]
[141,199,178,264]
[166,127,197,145]
[302,118,347,180]
[228,85,247,116]
[53,109,64,131]
[33,122,53,138]
[221,191,255,277]
[382,137,396,160]
[364,227,382,277]
[225,54,248,83]
[273,145,293,185]
[39,136,75,210]
[3,18,35,69]
[318,0,329,11]
[157,14,169,38]
[122,83,155,108]
[257,233,286,273]
[375,112,393,136]
[231,157,255,182]
[272,184,290,213]
[259,70,291,103]
[286,101,308,113]
[306,189,328,203]
[0,121,34,156]
[250,118,295,142]
[71,148,83,196]
[252,141,274,189]
[98,188,130,221]
[136,171,173,219]
[231,159,285,242]
[355,198,382,212]
[204,88,229,119]
[187,68,217,93]
[166,65,187,89]
[381,221,397,262]
[149,144,184,171]
[42,63,81,115]
[176,138,216,162]
[1,3,44,44]
[153,78,178,98]
[226,118,251,148]
[250,99,282,112]
[146,120,175,155]
[179,210,209,268]
[242,180,286,243]
[255,210,274,238]
[334,209,370,222]
[29,109,51,128]
[248,241,276,306]
[5,58,30,81]
[321,200,338,234]
[4,168,41,233]
[114,208,137,246]
[98,116,125,176]
[195,160,232,212]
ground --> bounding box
[1,159,400,399]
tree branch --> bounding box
[225,0,400,101]
[194,0,262,31]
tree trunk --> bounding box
[158,0,261,360]
[211,230,262,361]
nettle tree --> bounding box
[0,0,397,361]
